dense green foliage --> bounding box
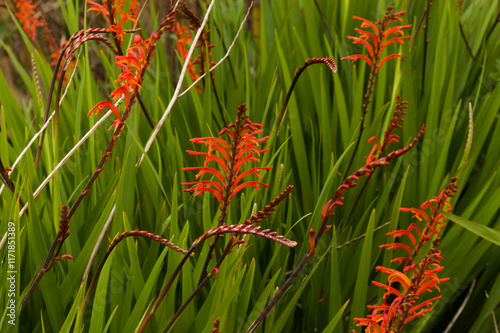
[0,0,499,332]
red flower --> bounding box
[342,7,411,73]
[182,104,272,211]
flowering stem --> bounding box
[196,139,235,285]
[67,23,166,221]
[342,62,377,180]
[247,245,314,333]
[162,238,234,332]
[34,28,114,169]
[137,247,195,333]
[20,233,61,311]
[109,18,156,130]
[66,117,126,220]
[34,44,65,169]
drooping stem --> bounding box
[34,44,65,169]
[274,58,337,134]
[79,230,187,321]
[34,28,114,169]
[142,224,296,332]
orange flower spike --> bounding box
[87,0,139,45]
[87,1,109,20]
[182,104,272,213]
[355,179,457,332]
[13,0,45,42]
[343,7,411,72]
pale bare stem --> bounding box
[81,204,116,284]
[79,230,188,319]
[443,279,476,333]
[136,0,214,168]
[0,49,82,198]
[0,232,7,251]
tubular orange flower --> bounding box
[87,29,168,128]
[171,22,200,89]
[87,0,139,44]
[342,7,411,74]
[174,0,217,93]
[182,104,272,214]
[13,0,45,42]
[354,178,458,332]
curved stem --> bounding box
[79,231,187,319]
[34,46,65,169]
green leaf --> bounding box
[321,299,349,333]
[350,209,376,321]
[442,211,500,246]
